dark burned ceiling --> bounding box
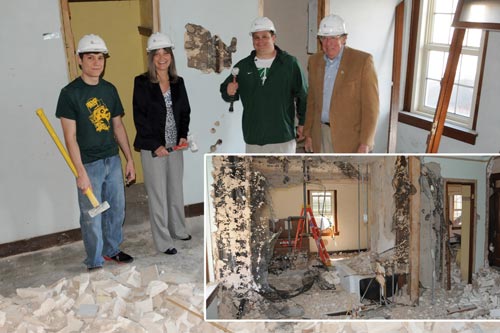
[249,156,381,186]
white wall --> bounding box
[330,0,400,153]
[0,0,79,244]
[0,0,258,244]
[422,157,489,272]
[161,0,258,205]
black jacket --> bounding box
[133,74,191,151]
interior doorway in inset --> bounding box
[446,181,475,284]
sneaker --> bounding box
[180,235,192,241]
[104,251,134,264]
[87,266,103,272]
[165,248,177,255]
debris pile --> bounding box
[455,266,500,319]
[0,265,213,332]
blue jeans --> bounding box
[77,155,124,268]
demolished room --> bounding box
[205,155,500,320]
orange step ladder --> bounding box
[294,206,331,266]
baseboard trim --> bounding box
[0,228,82,258]
[184,202,204,217]
[0,202,204,258]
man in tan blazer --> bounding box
[304,14,379,153]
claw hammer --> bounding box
[36,108,110,218]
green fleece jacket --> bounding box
[220,46,307,145]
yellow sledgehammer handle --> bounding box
[36,108,108,216]
[36,108,78,177]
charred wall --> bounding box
[420,161,446,288]
[211,156,274,318]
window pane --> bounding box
[428,50,446,80]
[455,85,473,117]
[465,29,482,48]
[448,84,458,114]
[425,79,441,109]
[457,54,478,86]
[432,14,453,44]
[435,0,454,13]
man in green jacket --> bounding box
[220,17,308,153]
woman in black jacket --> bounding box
[133,32,191,255]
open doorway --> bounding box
[261,0,328,75]
[446,181,475,284]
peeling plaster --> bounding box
[184,23,237,74]
[420,161,446,288]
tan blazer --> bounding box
[304,46,379,153]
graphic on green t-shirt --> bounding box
[86,97,111,132]
[257,68,268,85]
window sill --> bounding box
[398,111,477,145]
[320,230,339,237]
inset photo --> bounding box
[205,155,500,320]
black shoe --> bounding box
[87,266,103,272]
[180,235,192,241]
[165,248,177,255]
[104,251,134,264]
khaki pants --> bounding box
[246,139,296,154]
[140,149,189,252]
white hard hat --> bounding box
[77,34,108,54]
[147,32,174,52]
[317,14,347,37]
[249,17,276,34]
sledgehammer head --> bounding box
[88,201,110,218]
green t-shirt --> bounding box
[56,77,124,164]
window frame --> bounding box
[398,0,489,145]
[307,189,339,236]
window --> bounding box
[399,0,488,144]
[417,0,483,127]
[308,190,339,236]
[451,194,463,229]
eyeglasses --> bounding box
[319,35,345,42]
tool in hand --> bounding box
[151,142,189,157]
[228,67,239,112]
[187,134,199,152]
[36,108,110,218]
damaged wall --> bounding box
[211,156,258,293]
[419,161,446,288]
[184,23,237,73]
[370,156,398,255]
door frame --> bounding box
[489,173,500,267]
[59,0,160,81]
[259,0,329,33]
[445,180,476,284]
